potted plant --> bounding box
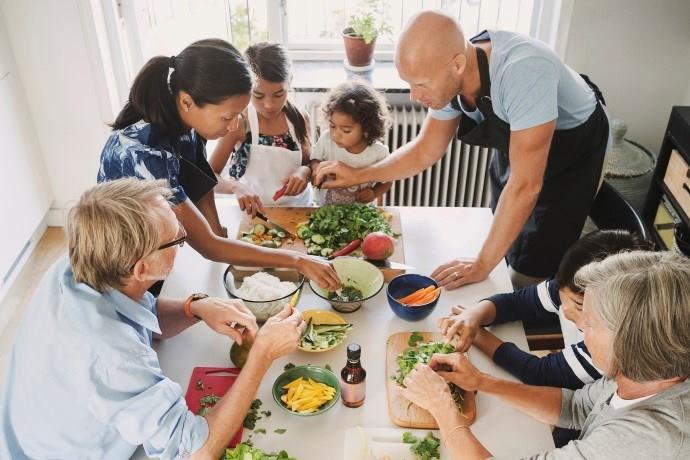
[342,0,391,68]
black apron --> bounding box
[174,133,218,204]
[453,40,609,277]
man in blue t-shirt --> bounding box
[314,11,610,288]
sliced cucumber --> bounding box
[241,236,254,243]
[320,247,334,257]
[260,240,279,248]
[296,226,312,239]
[252,223,266,236]
[268,228,279,237]
[311,234,325,244]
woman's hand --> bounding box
[296,255,341,291]
[251,305,304,363]
[428,352,484,392]
[192,297,259,344]
[283,166,310,196]
[431,258,491,290]
[399,364,455,414]
[231,180,265,217]
[438,305,482,352]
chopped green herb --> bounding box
[274,428,287,434]
[261,410,272,418]
[402,431,441,460]
[253,428,266,435]
[396,341,465,411]
[296,204,397,256]
[284,362,296,371]
[408,331,424,347]
[195,379,204,390]
[242,398,263,430]
[197,394,220,416]
[328,285,363,302]
[324,364,332,372]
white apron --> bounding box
[239,105,313,206]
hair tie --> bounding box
[169,55,176,69]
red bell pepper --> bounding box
[328,239,362,259]
[272,185,288,201]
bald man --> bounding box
[315,11,609,290]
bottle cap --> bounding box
[347,343,361,360]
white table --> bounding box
[134,205,555,459]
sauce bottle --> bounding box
[341,343,366,407]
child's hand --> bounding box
[232,181,265,217]
[356,187,376,203]
[283,166,310,196]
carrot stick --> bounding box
[398,286,433,304]
[408,287,441,306]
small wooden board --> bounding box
[386,332,476,429]
[236,206,406,282]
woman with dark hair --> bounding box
[210,42,313,215]
[98,39,340,291]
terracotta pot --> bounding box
[342,27,376,67]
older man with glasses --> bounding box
[0,178,305,460]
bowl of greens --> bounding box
[298,310,352,352]
[309,257,384,313]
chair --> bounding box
[525,180,650,350]
[588,180,649,239]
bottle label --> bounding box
[341,380,366,403]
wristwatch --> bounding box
[183,293,209,319]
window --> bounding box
[117,0,545,69]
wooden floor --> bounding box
[0,227,67,381]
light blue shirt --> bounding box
[0,257,209,459]
[430,30,598,131]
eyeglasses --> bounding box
[157,224,187,250]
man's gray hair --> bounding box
[67,178,172,292]
[575,250,690,381]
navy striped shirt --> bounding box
[486,279,602,389]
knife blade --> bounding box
[254,211,297,239]
[363,258,415,270]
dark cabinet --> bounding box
[642,106,690,251]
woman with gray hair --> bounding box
[400,250,690,459]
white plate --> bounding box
[344,426,449,460]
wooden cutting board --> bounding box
[236,206,406,282]
[386,332,476,429]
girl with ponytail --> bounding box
[98,39,340,293]
[209,42,313,214]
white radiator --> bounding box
[309,103,493,207]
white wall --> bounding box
[0,7,52,291]
[563,0,690,153]
[0,0,114,222]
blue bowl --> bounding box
[386,274,440,321]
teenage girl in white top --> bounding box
[211,42,312,215]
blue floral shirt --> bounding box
[98,120,207,204]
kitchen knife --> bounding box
[254,211,297,239]
[363,258,415,270]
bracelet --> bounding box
[443,424,470,447]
